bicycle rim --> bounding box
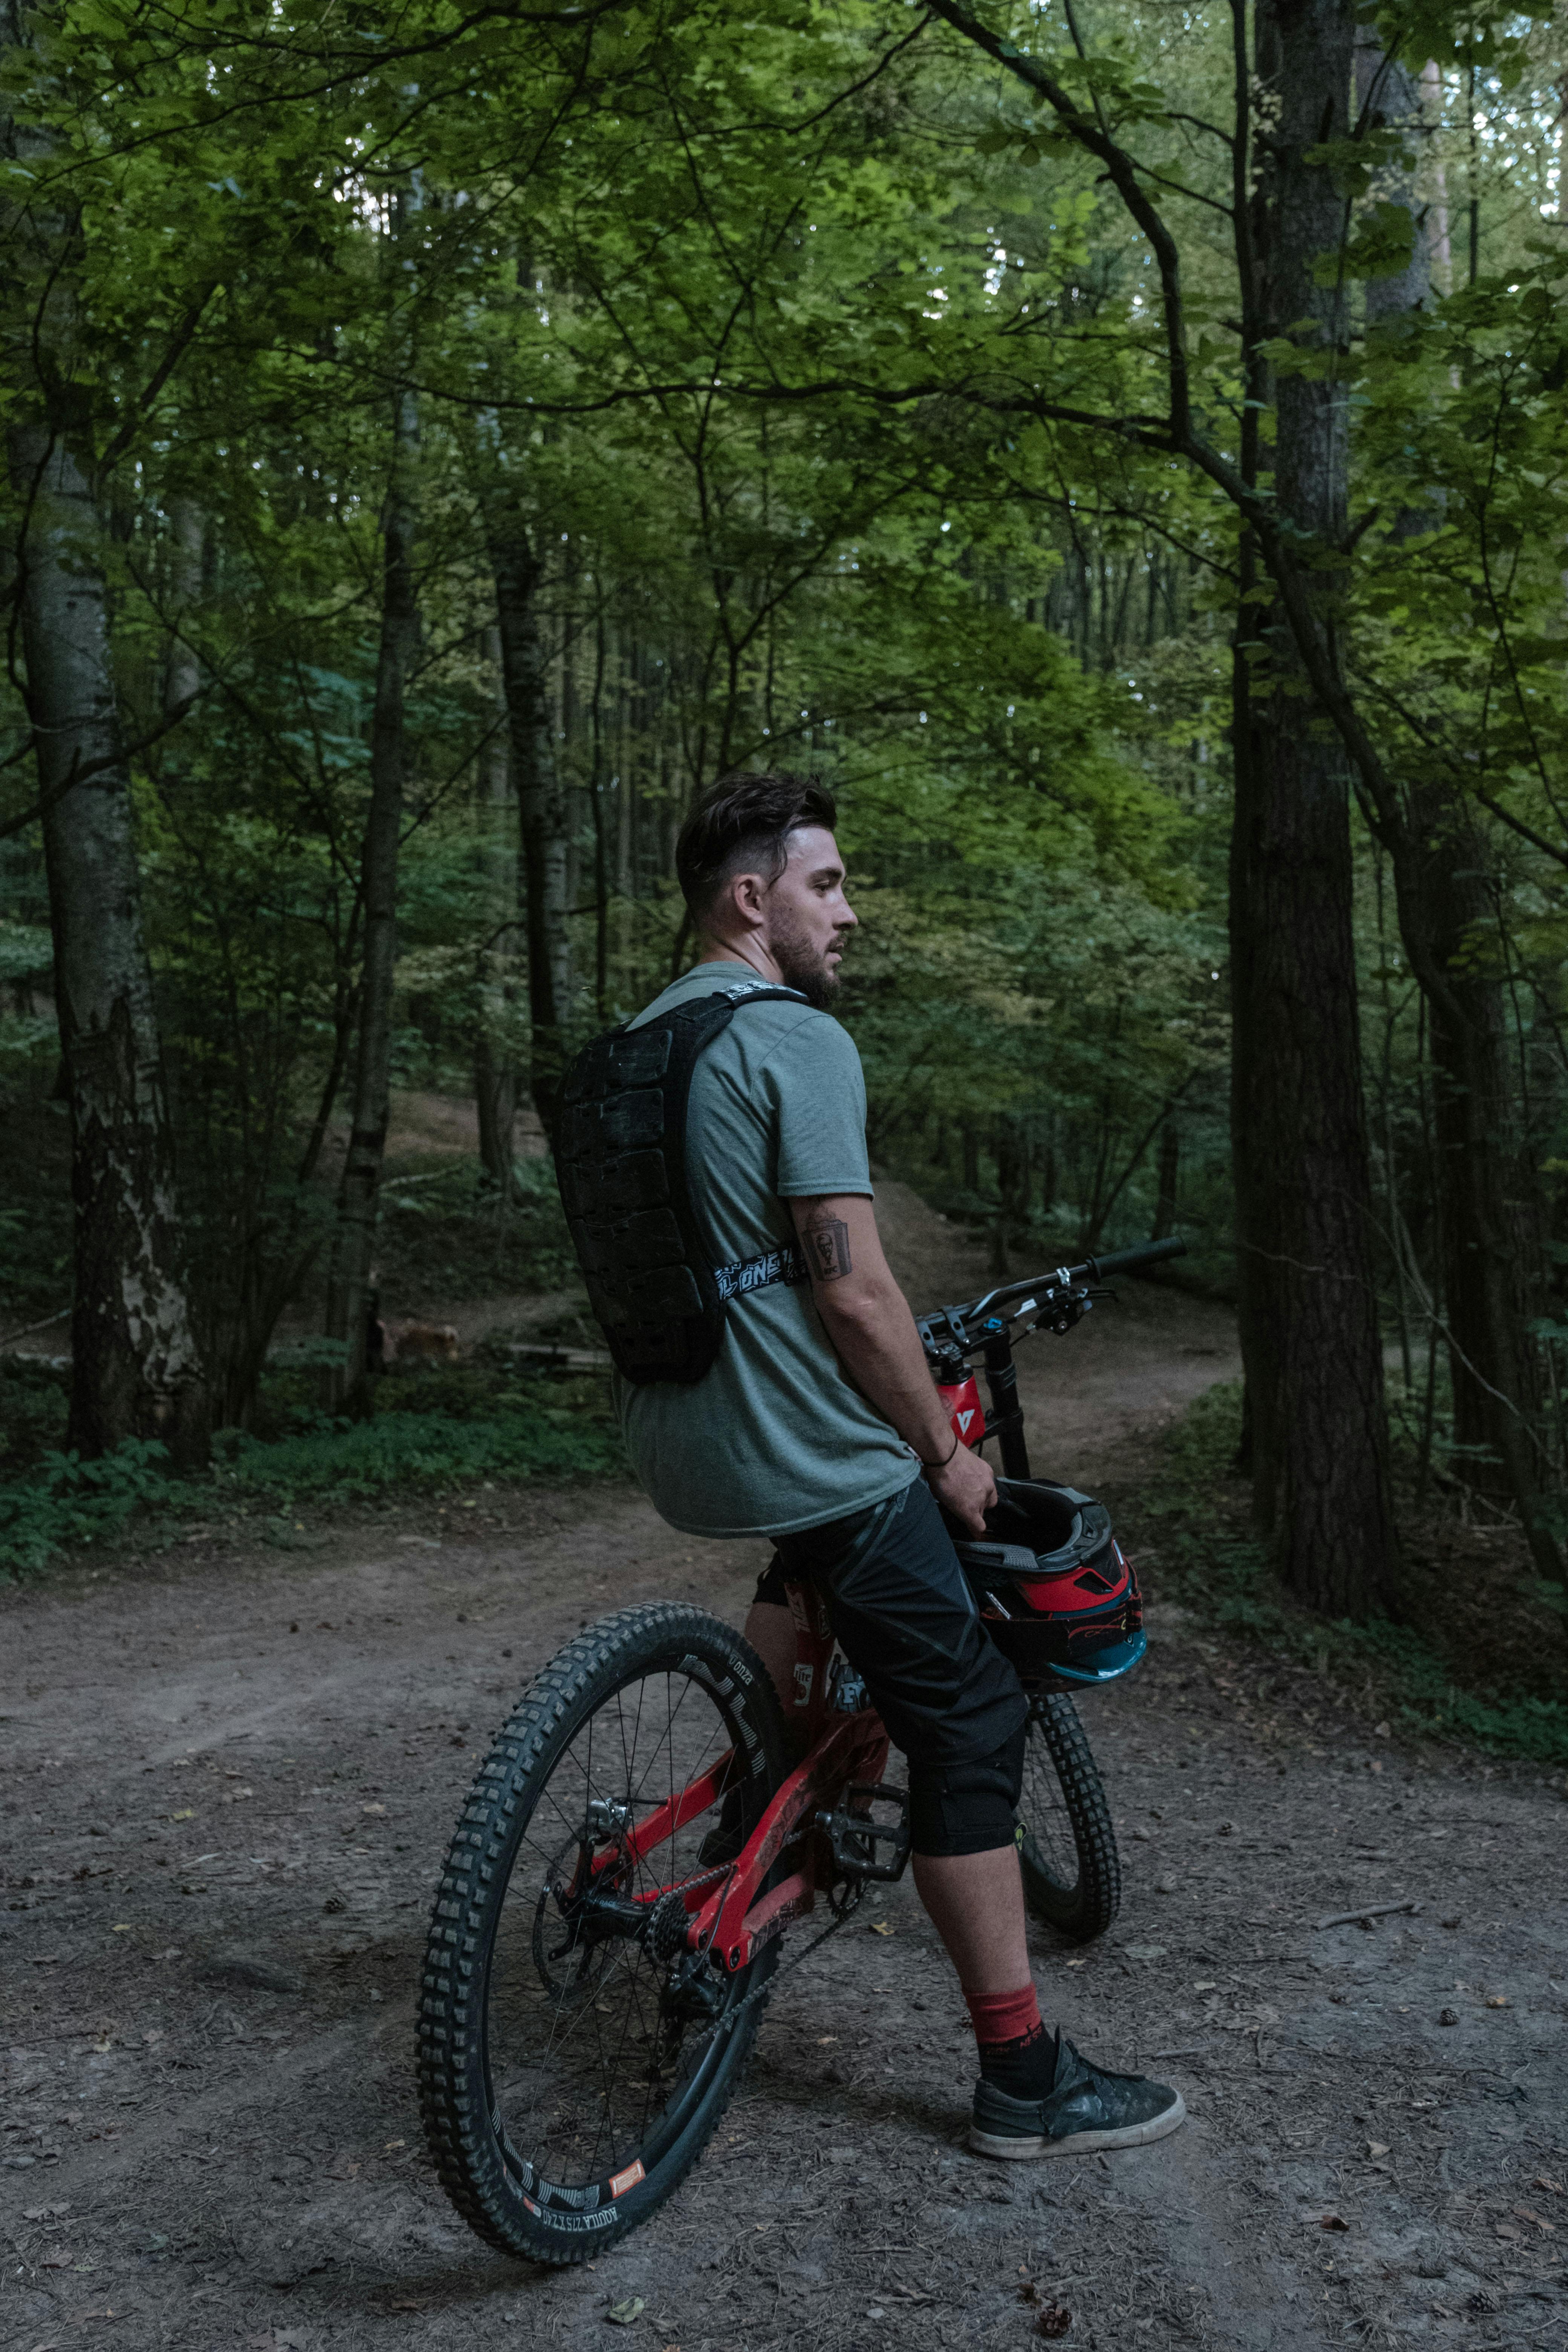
[419,1607,784,2260]
[501,1679,743,2179]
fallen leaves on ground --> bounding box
[606,2297,646,2325]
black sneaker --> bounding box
[970,2035,1186,2160]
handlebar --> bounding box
[921,1234,1187,1343]
[1081,1234,1188,1283]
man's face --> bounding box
[760,826,857,1008]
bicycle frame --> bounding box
[585,1581,889,1975]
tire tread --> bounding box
[416,1605,781,2263]
[1018,1694,1121,1943]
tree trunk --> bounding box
[321,385,419,1415]
[164,497,204,715]
[588,608,610,1023]
[1352,36,1558,1575]
[996,1119,1026,1233]
[9,427,211,1464]
[1151,1109,1179,1241]
[1230,0,1398,1617]
[473,627,519,1190]
[2,9,208,1464]
[1392,805,1554,1554]
[490,517,574,1144]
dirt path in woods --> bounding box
[4,1185,1566,2352]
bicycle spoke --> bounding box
[482,1659,752,2190]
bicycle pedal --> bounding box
[815,1782,912,1884]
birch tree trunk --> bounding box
[489,516,574,1144]
[2,0,207,1462]
[10,429,211,1463]
[321,383,419,1413]
[1229,0,1398,1616]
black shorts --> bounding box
[755,1476,1027,1819]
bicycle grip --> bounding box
[1085,1235,1188,1280]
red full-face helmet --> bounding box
[951,1478,1145,1687]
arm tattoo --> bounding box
[803,1213,852,1283]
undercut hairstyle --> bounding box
[675,770,839,923]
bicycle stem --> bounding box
[982,1323,1031,1481]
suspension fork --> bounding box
[982,1320,1032,1481]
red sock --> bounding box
[963,1982,1058,2097]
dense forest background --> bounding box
[2,0,1566,1704]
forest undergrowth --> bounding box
[0,1353,623,1580]
[0,1123,606,1577]
[1117,1382,1568,1769]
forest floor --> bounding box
[3,1185,1566,2352]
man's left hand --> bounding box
[927,1440,996,1534]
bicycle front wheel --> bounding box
[417,1604,786,2264]
[1017,1691,1121,1942]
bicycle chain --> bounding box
[701,1878,861,2041]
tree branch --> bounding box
[95,282,221,481]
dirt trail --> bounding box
[3,1190,1566,2352]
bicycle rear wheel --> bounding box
[1017,1691,1120,1942]
[417,1604,785,2264]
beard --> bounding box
[771,910,844,1011]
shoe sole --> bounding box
[969,2090,1187,2161]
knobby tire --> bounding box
[1017,1691,1121,1942]
[416,1604,786,2264]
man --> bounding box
[617,769,1184,2161]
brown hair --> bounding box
[675,769,838,922]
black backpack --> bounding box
[555,983,810,1385]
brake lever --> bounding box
[1039,1282,1099,1336]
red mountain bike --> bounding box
[417,1236,1185,2263]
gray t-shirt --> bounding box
[614,963,920,1538]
